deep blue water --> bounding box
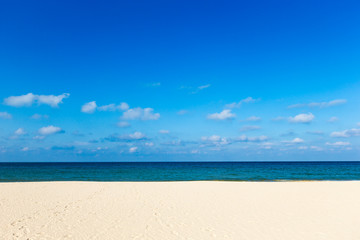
[0,162,360,182]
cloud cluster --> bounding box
[180,84,211,94]
[283,138,304,144]
[81,101,129,114]
[104,132,147,142]
[129,132,146,140]
[122,107,160,120]
[207,109,235,120]
[307,130,324,135]
[288,99,347,109]
[272,116,285,121]
[81,101,160,121]
[147,82,161,87]
[38,125,64,135]
[202,135,228,143]
[246,116,261,121]
[225,97,260,109]
[0,112,12,119]
[240,125,261,132]
[298,146,324,151]
[328,116,339,123]
[98,103,129,112]
[177,110,188,115]
[15,128,26,136]
[233,135,269,142]
[201,134,268,147]
[31,114,49,120]
[201,135,230,147]
[330,128,360,138]
[117,121,131,128]
[289,113,314,123]
[159,130,170,134]
[4,93,70,107]
[9,128,27,140]
[190,84,211,94]
[129,147,138,153]
[326,141,350,146]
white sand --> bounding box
[0,181,359,240]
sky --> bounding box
[0,0,360,161]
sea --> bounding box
[0,161,360,182]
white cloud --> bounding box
[129,132,146,140]
[202,135,221,142]
[288,103,305,108]
[159,130,170,134]
[104,132,147,142]
[37,93,70,107]
[183,84,211,94]
[147,82,161,87]
[81,101,97,113]
[4,93,69,107]
[261,142,274,149]
[119,102,130,110]
[98,102,129,111]
[177,110,188,115]
[198,84,211,90]
[307,130,324,135]
[38,125,63,135]
[240,125,261,132]
[286,138,304,144]
[310,146,323,151]
[123,108,144,119]
[328,116,339,123]
[202,135,229,145]
[21,147,29,152]
[14,128,26,136]
[117,121,131,128]
[31,114,49,120]
[298,146,308,150]
[310,99,347,107]
[4,93,36,107]
[326,141,350,146]
[246,116,261,121]
[288,99,347,108]
[207,109,235,120]
[272,116,285,121]
[145,142,154,147]
[129,147,138,153]
[289,113,314,123]
[122,107,160,120]
[190,84,211,94]
[33,135,45,140]
[97,104,117,111]
[9,128,27,140]
[81,101,129,114]
[0,112,12,119]
[330,128,360,138]
[234,135,268,142]
[225,97,260,109]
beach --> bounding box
[1,181,359,240]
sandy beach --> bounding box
[0,181,359,240]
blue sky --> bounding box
[0,0,360,161]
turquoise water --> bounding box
[0,162,360,182]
